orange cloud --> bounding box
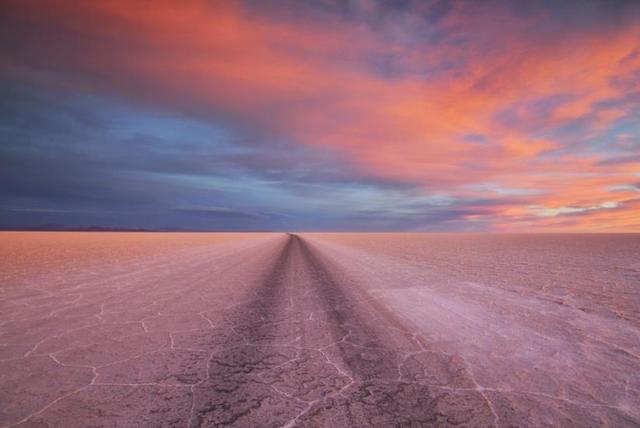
[2,0,639,230]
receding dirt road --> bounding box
[1,232,639,427]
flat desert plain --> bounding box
[1,232,639,427]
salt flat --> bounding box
[1,232,639,427]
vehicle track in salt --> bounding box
[189,234,496,427]
[7,232,633,427]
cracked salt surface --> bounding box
[1,231,639,427]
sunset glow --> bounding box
[1,0,639,231]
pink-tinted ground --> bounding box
[1,232,639,427]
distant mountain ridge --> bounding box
[0,224,155,232]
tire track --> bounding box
[290,235,497,427]
[186,234,498,427]
[189,235,307,427]
[293,235,400,380]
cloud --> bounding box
[1,0,640,230]
[597,154,640,166]
[174,207,260,219]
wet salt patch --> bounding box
[374,284,640,412]
[305,235,640,419]
[308,233,640,324]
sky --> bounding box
[1,0,639,232]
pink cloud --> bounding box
[2,0,639,230]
